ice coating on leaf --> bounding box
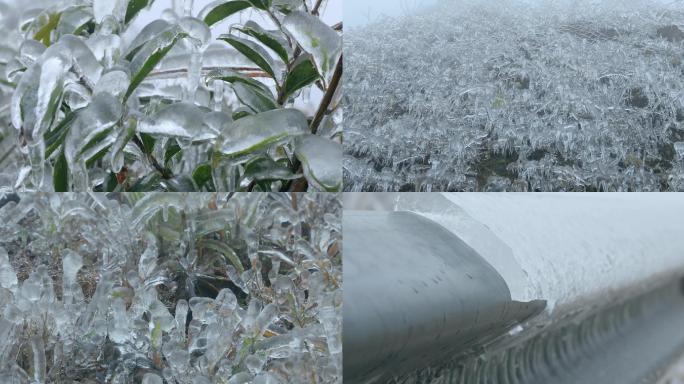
[138,233,158,281]
[11,48,70,140]
[283,11,341,84]
[94,70,130,100]
[216,109,308,157]
[64,92,123,174]
[86,33,122,68]
[125,19,170,57]
[295,135,342,191]
[18,40,45,65]
[93,0,127,23]
[138,102,219,142]
[131,193,187,228]
[179,17,211,48]
[58,35,104,84]
[0,247,17,292]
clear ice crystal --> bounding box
[0,247,17,292]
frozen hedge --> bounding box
[344,0,684,191]
[0,192,342,383]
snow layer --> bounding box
[395,193,684,316]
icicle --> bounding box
[31,335,46,384]
[184,49,202,103]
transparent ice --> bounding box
[0,192,342,383]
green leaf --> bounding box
[139,133,156,155]
[218,35,278,82]
[53,150,69,192]
[125,26,187,100]
[232,82,277,113]
[206,69,274,98]
[125,0,156,24]
[192,163,214,190]
[203,1,251,26]
[45,110,79,159]
[200,239,245,274]
[164,140,182,164]
[282,54,318,100]
[237,20,289,63]
[34,13,61,46]
[295,134,342,191]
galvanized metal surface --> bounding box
[344,193,684,384]
[343,211,545,384]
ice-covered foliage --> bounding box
[0,0,342,192]
[344,0,684,191]
[0,192,342,383]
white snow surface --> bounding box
[392,193,684,317]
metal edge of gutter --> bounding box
[343,199,684,384]
[392,278,684,384]
[343,210,546,384]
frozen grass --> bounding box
[344,0,684,191]
[0,193,341,383]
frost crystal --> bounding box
[0,193,341,383]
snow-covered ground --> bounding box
[344,0,684,191]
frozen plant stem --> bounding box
[310,55,342,134]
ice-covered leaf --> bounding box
[206,69,274,99]
[125,19,169,59]
[200,239,245,274]
[125,0,156,24]
[201,1,251,27]
[232,82,277,113]
[34,13,61,46]
[236,21,289,63]
[215,108,308,157]
[137,102,219,142]
[94,70,130,100]
[282,54,318,100]
[56,6,93,37]
[93,0,127,23]
[53,150,69,192]
[64,92,122,172]
[283,11,341,84]
[295,134,341,191]
[126,25,187,100]
[218,35,279,82]
[243,155,297,182]
[11,47,71,141]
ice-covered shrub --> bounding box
[0,192,342,383]
[0,0,342,192]
[344,0,684,191]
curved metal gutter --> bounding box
[343,211,545,383]
[343,193,684,384]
